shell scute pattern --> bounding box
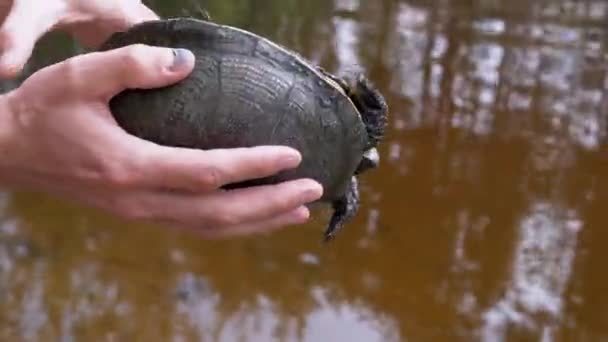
[99,17,387,241]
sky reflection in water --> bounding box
[0,0,607,341]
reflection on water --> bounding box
[480,203,583,341]
[1,0,608,341]
[0,204,402,341]
[172,274,400,342]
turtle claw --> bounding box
[324,176,360,242]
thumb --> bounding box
[0,1,64,78]
[62,44,196,100]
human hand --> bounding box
[0,45,323,239]
[0,0,159,78]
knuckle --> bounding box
[121,44,150,73]
[199,166,224,189]
[103,163,137,188]
[60,57,82,90]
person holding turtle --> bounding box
[0,0,324,238]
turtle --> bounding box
[99,16,388,241]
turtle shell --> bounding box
[99,18,369,202]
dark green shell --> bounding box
[100,18,369,201]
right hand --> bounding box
[0,45,323,239]
[0,0,160,78]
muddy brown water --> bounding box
[0,0,607,341]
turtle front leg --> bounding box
[324,176,360,242]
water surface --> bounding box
[1,0,607,341]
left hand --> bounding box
[0,0,159,78]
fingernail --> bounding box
[170,48,194,71]
[300,179,324,201]
[291,206,310,223]
[279,150,302,168]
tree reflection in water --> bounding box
[0,0,606,341]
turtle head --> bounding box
[342,73,388,149]
[317,68,388,174]
[341,73,388,175]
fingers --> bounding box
[119,2,160,26]
[63,2,160,47]
[189,206,311,240]
[0,0,64,78]
[133,144,303,192]
[108,178,323,229]
[196,179,323,225]
[57,44,195,99]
